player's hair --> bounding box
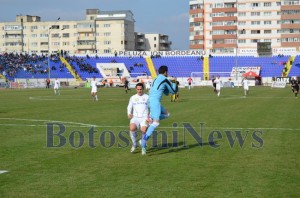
[136,82,144,89]
[158,65,168,74]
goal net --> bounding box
[190,72,242,87]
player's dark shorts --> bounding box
[188,83,191,86]
[293,86,299,92]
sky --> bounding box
[0,0,190,50]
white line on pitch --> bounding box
[0,118,300,131]
[0,170,8,174]
[0,118,92,127]
[29,97,90,101]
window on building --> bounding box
[252,3,259,7]
[238,39,246,44]
[104,32,111,36]
[31,26,38,30]
[238,21,246,26]
[238,12,246,16]
[215,3,223,8]
[224,39,236,44]
[264,21,272,25]
[213,30,224,35]
[62,33,69,38]
[251,30,261,34]
[52,42,60,46]
[62,42,69,46]
[264,12,272,16]
[264,30,272,34]
[31,42,38,47]
[52,33,60,38]
[251,21,261,25]
[264,2,271,7]
[62,25,70,29]
[224,3,234,8]
[251,12,260,16]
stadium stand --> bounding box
[150,56,203,77]
[0,53,296,82]
[289,55,300,77]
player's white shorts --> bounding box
[54,86,59,90]
[91,87,97,93]
[130,117,148,129]
[244,86,249,91]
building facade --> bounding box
[135,32,172,51]
[189,0,300,54]
[0,9,171,54]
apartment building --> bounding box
[135,32,172,51]
[189,0,300,54]
[0,9,145,54]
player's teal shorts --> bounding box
[149,99,167,120]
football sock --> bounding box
[95,95,98,101]
[130,131,137,147]
[142,122,159,147]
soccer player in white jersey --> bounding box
[242,77,249,96]
[127,83,149,153]
[91,77,98,101]
[53,78,60,95]
[145,79,151,93]
[214,76,222,97]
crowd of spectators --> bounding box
[0,52,49,79]
[65,55,98,74]
[0,53,72,80]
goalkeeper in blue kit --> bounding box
[140,65,177,155]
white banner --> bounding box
[271,82,286,88]
[117,50,208,57]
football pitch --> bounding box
[0,86,299,197]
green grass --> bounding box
[0,86,299,197]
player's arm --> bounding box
[127,97,133,119]
[164,79,177,95]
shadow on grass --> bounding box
[147,141,217,156]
